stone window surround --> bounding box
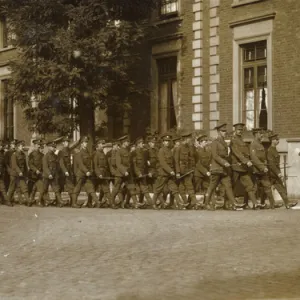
[231,14,275,130]
[231,0,264,8]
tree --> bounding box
[0,0,157,142]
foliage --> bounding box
[0,0,157,138]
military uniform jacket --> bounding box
[115,147,131,177]
[11,150,28,176]
[0,150,6,178]
[28,150,43,180]
[194,147,212,178]
[107,149,118,176]
[5,149,15,176]
[157,146,174,177]
[267,146,281,178]
[147,147,158,176]
[132,148,148,176]
[210,137,230,174]
[230,135,251,172]
[58,147,73,175]
[174,144,194,174]
[250,139,267,174]
[75,148,94,178]
[43,150,60,178]
[93,149,110,177]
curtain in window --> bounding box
[171,79,179,128]
[159,82,168,133]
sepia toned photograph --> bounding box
[0,0,300,299]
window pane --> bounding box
[161,0,178,15]
[257,65,267,87]
[245,89,254,110]
[256,44,267,60]
[244,47,255,62]
[245,111,255,130]
[244,67,254,88]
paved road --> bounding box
[1,206,300,300]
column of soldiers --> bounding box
[0,123,297,210]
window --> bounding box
[2,80,14,140]
[160,0,179,17]
[2,17,17,48]
[241,41,267,130]
[157,56,178,132]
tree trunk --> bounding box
[78,97,95,150]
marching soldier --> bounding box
[194,134,211,207]
[204,124,240,210]
[267,134,297,209]
[132,137,153,208]
[28,139,45,206]
[174,132,197,209]
[93,139,112,207]
[73,136,100,208]
[5,139,17,196]
[250,128,278,209]
[8,140,31,206]
[146,135,159,193]
[58,137,81,208]
[111,135,142,209]
[230,123,259,209]
[0,140,12,206]
[152,134,187,209]
[43,141,67,207]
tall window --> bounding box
[2,17,17,48]
[2,80,14,140]
[160,0,179,17]
[241,40,267,130]
[157,56,177,133]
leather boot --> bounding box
[70,193,80,208]
[55,193,64,207]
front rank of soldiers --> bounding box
[0,124,297,210]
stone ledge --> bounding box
[286,138,300,143]
[229,12,276,28]
[232,0,265,8]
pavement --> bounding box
[1,205,300,300]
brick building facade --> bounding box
[149,0,300,197]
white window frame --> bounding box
[232,17,274,130]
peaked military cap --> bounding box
[135,137,144,144]
[214,123,227,131]
[197,134,208,142]
[103,142,112,148]
[233,123,245,130]
[252,128,263,134]
[10,139,18,145]
[147,135,157,143]
[172,135,182,142]
[96,138,106,145]
[46,140,56,147]
[16,140,25,146]
[81,136,89,143]
[61,136,71,142]
[269,134,279,140]
[32,139,43,145]
[118,135,129,142]
[161,134,172,141]
[181,132,193,138]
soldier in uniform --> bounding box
[146,135,158,193]
[193,134,211,208]
[111,135,142,209]
[250,128,278,209]
[267,134,297,209]
[5,139,17,198]
[0,140,12,206]
[93,139,112,207]
[230,123,259,209]
[174,132,197,209]
[73,136,100,208]
[152,134,187,209]
[8,140,31,206]
[132,137,153,208]
[58,136,81,208]
[204,124,240,210]
[28,139,45,206]
[43,141,67,207]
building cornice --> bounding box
[229,12,276,28]
[150,32,183,43]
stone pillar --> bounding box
[209,0,220,136]
[192,0,203,131]
[286,139,300,199]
